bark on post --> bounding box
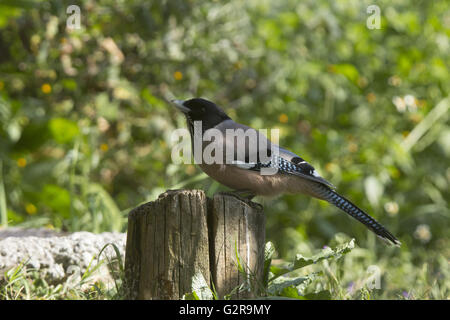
[124,189,265,300]
[124,190,210,299]
[208,193,265,299]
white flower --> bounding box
[384,201,399,216]
[414,224,432,243]
[404,95,417,112]
[393,96,406,112]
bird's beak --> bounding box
[171,99,190,114]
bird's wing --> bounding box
[211,120,335,189]
[271,147,336,189]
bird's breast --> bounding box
[198,163,317,197]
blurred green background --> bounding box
[0,0,448,299]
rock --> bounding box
[0,228,126,285]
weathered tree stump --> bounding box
[208,193,265,299]
[124,189,265,300]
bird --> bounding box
[171,98,401,246]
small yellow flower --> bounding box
[357,77,368,88]
[279,113,288,123]
[366,92,376,103]
[185,164,196,175]
[174,71,183,81]
[409,113,422,123]
[388,75,402,87]
[0,81,4,90]
[348,142,358,153]
[414,224,431,243]
[417,99,426,108]
[25,203,37,215]
[325,162,337,173]
[245,78,256,89]
[17,158,27,167]
[100,143,109,152]
[41,83,52,94]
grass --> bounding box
[182,237,449,300]
[0,243,125,300]
[1,236,447,300]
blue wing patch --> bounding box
[238,153,335,189]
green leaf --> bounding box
[62,79,77,91]
[41,184,71,218]
[303,290,332,300]
[263,241,275,287]
[270,239,355,281]
[278,286,302,299]
[183,292,200,300]
[87,183,124,232]
[48,118,79,144]
[141,89,166,110]
[333,63,360,84]
[15,122,50,151]
[184,272,214,300]
[268,272,320,296]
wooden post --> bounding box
[124,190,210,300]
[208,193,265,299]
[124,190,265,300]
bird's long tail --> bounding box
[311,183,401,246]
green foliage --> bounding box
[265,239,354,299]
[269,239,355,281]
[0,0,448,299]
[48,118,79,144]
[96,242,125,299]
[184,239,354,300]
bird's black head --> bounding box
[172,98,231,130]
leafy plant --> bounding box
[263,239,355,299]
[184,239,355,300]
